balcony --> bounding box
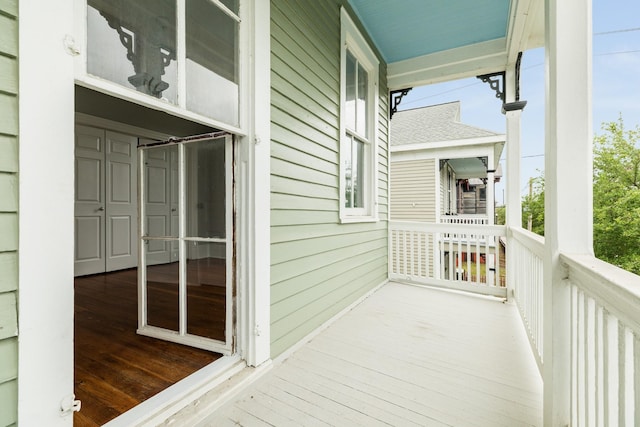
[199,280,543,426]
[187,222,640,426]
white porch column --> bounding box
[19,1,75,425]
[543,0,593,425]
[504,66,524,299]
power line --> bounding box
[594,27,640,36]
[596,49,640,57]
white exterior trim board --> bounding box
[390,135,506,153]
[387,39,507,90]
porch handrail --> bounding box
[510,226,545,372]
[560,252,640,426]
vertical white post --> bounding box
[238,0,271,366]
[19,1,75,425]
[504,65,524,300]
[543,0,593,425]
[486,160,495,225]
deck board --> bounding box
[200,282,542,426]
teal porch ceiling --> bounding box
[347,0,511,63]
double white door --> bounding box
[74,125,138,276]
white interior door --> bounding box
[75,125,106,276]
[106,131,138,271]
[142,143,176,266]
[75,125,138,276]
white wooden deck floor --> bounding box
[199,282,542,426]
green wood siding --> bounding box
[270,0,389,357]
[0,1,18,425]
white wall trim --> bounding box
[237,0,271,366]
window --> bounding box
[340,8,379,222]
[84,0,240,127]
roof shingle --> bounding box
[390,101,501,146]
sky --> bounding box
[396,0,640,205]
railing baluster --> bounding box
[466,236,471,283]
[619,323,626,426]
[634,333,640,426]
[578,290,585,426]
[409,230,415,278]
[595,305,603,427]
[571,284,578,425]
[603,310,611,427]
[587,296,596,425]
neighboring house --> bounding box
[389,102,506,291]
[1,1,615,426]
[390,102,505,224]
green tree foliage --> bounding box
[593,117,640,275]
[522,174,545,236]
[495,205,506,225]
[516,117,640,275]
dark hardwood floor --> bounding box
[74,262,226,426]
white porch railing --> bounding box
[389,221,506,298]
[390,221,640,424]
[508,225,640,426]
[561,253,640,426]
[440,215,489,225]
[511,227,545,371]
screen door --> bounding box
[137,133,233,354]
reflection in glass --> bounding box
[354,139,364,208]
[186,241,226,340]
[186,139,226,239]
[186,0,239,124]
[345,50,356,132]
[219,0,239,14]
[343,135,365,209]
[144,145,178,238]
[342,135,353,208]
[145,244,179,332]
[356,62,368,136]
[87,0,177,102]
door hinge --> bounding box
[60,394,81,416]
[254,324,262,336]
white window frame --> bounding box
[339,7,379,223]
[72,0,245,136]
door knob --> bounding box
[97,207,105,211]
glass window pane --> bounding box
[87,0,177,103]
[185,138,226,239]
[219,0,239,14]
[342,135,353,208]
[143,145,179,238]
[186,0,239,125]
[186,241,226,340]
[145,243,179,332]
[345,50,357,132]
[354,139,365,208]
[356,62,368,136]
